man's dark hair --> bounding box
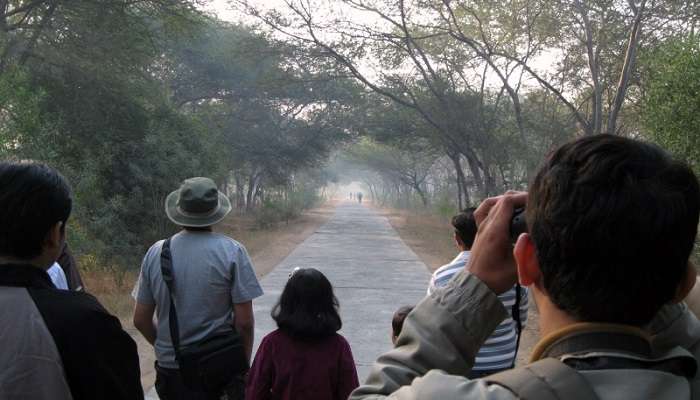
[452,207,477,249]
[527,135,699,326]
[272,268,342,340]
[392,305,414,338]
[0,162,72,259]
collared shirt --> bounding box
[0,264,143,400]
[48,262,69,290]
[427,251,529,371]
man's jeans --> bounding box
[155,363,245,400]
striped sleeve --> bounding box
[427,257,528,372]
[427,261,465,295]
[518,286,529,327]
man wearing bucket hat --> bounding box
[133,177,263,400]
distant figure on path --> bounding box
[0,162,143,400]
[133,177,263,400]
[391,305,414,345]
[350,192,354,200]
[427,208,528,378]
[246,268,359,400]
[357,192,363,203]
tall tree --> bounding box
[640,35,700,173]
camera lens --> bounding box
[510,208,527,243]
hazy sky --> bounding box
[203,0,248,23]
[202,0,560,92]
[204,0,306,24]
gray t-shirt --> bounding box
[134,230,264,368]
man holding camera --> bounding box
[427,207,529,378]
[351,134,700,399]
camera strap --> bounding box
[511,283,523,368]
[160,237,183,361]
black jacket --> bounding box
[0,264,143,400]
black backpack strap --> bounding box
[486,357,600,400]
[510,283,523,367]
[160,238,182,360]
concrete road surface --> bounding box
[145,200,430,398]
[252,201,430,380]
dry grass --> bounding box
[378,207,456,271]
[81,267,139,318]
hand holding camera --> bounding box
[467,192,527,295]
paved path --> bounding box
[252,201,430,380]
[145,201,430,398]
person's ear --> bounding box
[674,262,697,303]
[454,232,463,247]
[514,233,541,287]
[44,221,64,253]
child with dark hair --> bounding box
[246,268,359,400]
[391,305,413,345]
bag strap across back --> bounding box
[510,283,523,367]
[160,238,183,361]
[486,357,600,400]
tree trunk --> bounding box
[414,184,429,207]
[448,152,471,208]
[234,174,245,210]
[463,151,486,198]
[245,173,259,211]
[573,0,602,135]
[254,185,264,207]
[456,171,463,210]
[607,0,647,134]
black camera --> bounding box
[510,208,527,243]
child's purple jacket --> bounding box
[246,329,359,400]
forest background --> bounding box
[1,0,699,278]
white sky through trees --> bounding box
[203,0,560,92]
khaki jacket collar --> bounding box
[530,322,652,362]
[530,321,697,379]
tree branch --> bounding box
[607,0,647,134]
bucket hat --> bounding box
[165,177,231,227]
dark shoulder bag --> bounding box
[160,238,249,393]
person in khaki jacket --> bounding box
[351,134,700,400]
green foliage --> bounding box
[0,2,352,268]
[641,36,700,174]
[253,180,322,229]
[632,35,700,268]
[433,195,457,221]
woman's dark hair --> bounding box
[527,135,699,326]
[0,162,72,259]
[272,268,342,340]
